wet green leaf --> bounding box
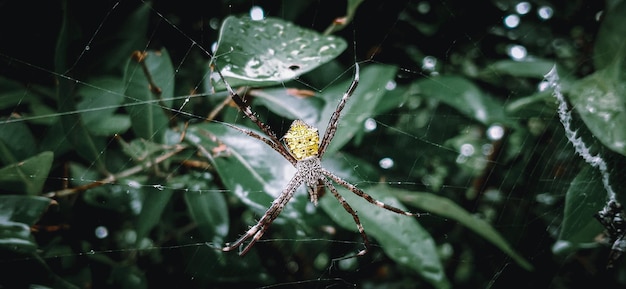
[211,16,347,90]
[569,69,626,156]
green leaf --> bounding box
[0,118,37,165]
[77,76,130,136]
[0,195,52,254]
[558,166,605,246]
[387,185,534,271]
[569,69,626,156]
[318,64,397,154]
[0,77,31,110]
[319,183,450,289]
[485,59,555,78]
[123,50,174,142]
[414,75,505,125]
[211,16,347,90]
[0,151,53,195]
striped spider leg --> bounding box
[216,63,419,256]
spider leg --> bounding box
[322,169,418,217]
[213,65,297,165]
[219,121,297,166]
[222,175,303,255]
[318,63,360,157]
[321,177,370,256]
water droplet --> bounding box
[417,1,431,14]
[84,45,90,51]
[385,80,397,90]
[515,2,531,15]
[460,143,475,156]
[507,44,527,60]
[379,157,394,169]
[486,124,505,141]
[504,14,520,28]
[422,56,437,71]
[537,6,553,20]
[364,118,377,132]
[250,6,265,20]
[94,226,108,239]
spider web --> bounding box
[1,0,625,288]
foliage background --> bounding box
[1,0,626,288]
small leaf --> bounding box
[0,151,54,195]
[77,76,129,136]
[0,119,37,165]
[485,59,555,78]
[211,16,347,90]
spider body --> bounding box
[216,62,418,257]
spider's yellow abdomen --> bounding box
[283,120,319,160]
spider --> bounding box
[215,62,419,256]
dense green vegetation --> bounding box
[1,0,625,288]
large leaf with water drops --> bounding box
[569,68,626,156]
[211,16,347,90]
